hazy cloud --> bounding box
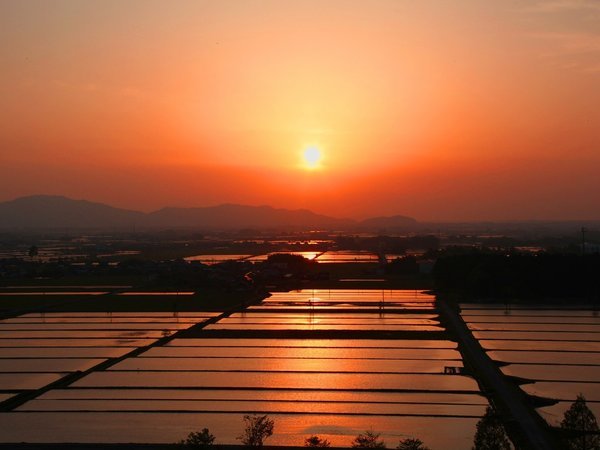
[519,1,600,73]
[533,31,600,53]
[524,0,600,13]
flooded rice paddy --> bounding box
[0,290,486,448]
[0,311,217,392]
[183,254,253,264]
[207,311,442,332]
[186,251,383,264]
[461,304,600,426]
[251,289,436,311]
[314,251,378,263]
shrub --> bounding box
[396,438,430,450]
[351,430,386,448]
[238,414,275,447]
[472,406,511,450]
[305,435,331,447]
[179,428,215,447]
[560,394,600,450]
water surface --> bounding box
[0,347,134,358]
[205,324,443,331]
[0,359,104,373]
[166,338,456,348]
[0,412,478,449]
[0,373,63,390]
[110,357,463,373]
[143,346,461,360]
[501,364,600,382]
[19,399,485,416]
[73,372,479,391]
[462,303,600,429]
[487,350,600,366]
[0,339,155,347]
[521,382,600,402]
[473,331,600,342]
[39,389,487,404]
[538,401,600,426]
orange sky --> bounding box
[1,0,599,220]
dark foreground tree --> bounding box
[179,428,215,447]
[560,394,600,450]
[396,438,430,450]
[351,430,386,448]
[472,406,511,450]
[305,435,331,447]
[238,414,274,447]
[28,245,38,259]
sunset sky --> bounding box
[1,0,599,221]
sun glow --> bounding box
[302,147,322,170]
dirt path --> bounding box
[438,300,559,450]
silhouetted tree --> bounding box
[351,430,386,448]
[266,253,310,270]
[179,428,215,447]
[472,406,511,450]
[396,438,430,450]
[28,245,38,259]
[434,253,600,300]
[305,435,331,447]
[386,255,419,275]
[560,394,600,450]
[238,414,274,447]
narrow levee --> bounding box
[437,299,559,450]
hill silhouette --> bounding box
[359,214,418,230]
[0,195,417,230]
[145,203,353,229]
[0,195,144,229]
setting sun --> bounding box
[303,147,322,170]
[0,1,599,448]
[0,1,599,220]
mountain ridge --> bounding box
[0,195,418,230]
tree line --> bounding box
[433,252,600,300]
[178,396,599,449]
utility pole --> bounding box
[581,227,587,256]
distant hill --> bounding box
[0,195,144,229]
[359,214,419,230]
[145,204,354,229]
[0,195,415,230]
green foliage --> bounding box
[351,430,386,448]
[305,435,331,447]
[472,406,511,450]
[396,438,430,450]
[560,394,600,450]
[238,414,275,447]
[179,428,215,447]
